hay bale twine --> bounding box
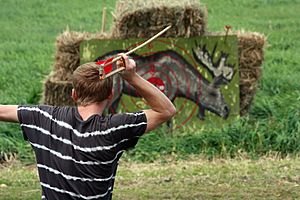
[111,0,208,38]
[238,31,266,115]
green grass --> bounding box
[0,0,300,162]
[1,157,300,199]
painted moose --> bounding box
[95,42,235,120]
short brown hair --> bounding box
[72,62,113,106]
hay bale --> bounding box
[42,73,75,106]
[111,0,207,38]
[43,30,112,104]
[55,31,88,54]
[54,52,80,77]
[54,31,111,73]
[238,31,266,115]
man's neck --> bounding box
[77,101,108,121]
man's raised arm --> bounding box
[0,105,19,123]
[119,54,176,132]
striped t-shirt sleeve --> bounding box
[17,105,53,141]
[109,111,147,150]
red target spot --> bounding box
[147,77,165,93]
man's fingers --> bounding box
[116,58,125,68]
[116,53,127,68]
[118,53,128,61]
[117,53,135,70]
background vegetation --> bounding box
[0,0,299,163]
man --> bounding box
[0,54,176,200]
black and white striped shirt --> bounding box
[17,105,147,200]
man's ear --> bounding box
[71,89,78,102]
[107,89,114,100]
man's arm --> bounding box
[0,105,19,123]
[119,54,176,133]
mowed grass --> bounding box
[1,157,300,200]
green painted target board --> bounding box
[80,35,239,128]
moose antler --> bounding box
[192,43,235,85]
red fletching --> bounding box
[96,60,105,65]
[96,57,114,74]
[103,57,114,74]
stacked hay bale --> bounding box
[238,32,266,115]
[43,0,266,116]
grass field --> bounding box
[0,0,300,199]
[1,157,300,200]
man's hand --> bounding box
[0,105,19,123]
[117,53,136,80]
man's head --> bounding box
[72,62,113,106]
